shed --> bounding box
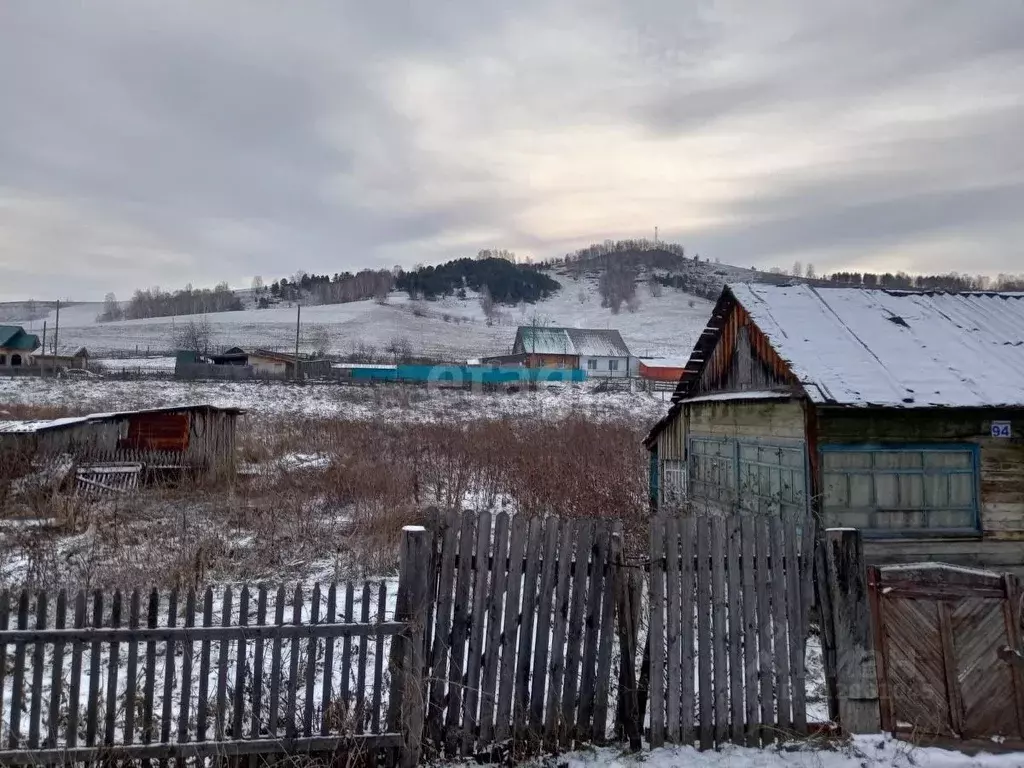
[32,345,89,370]
[0,404,244,480]
[645,283,1024,574]
[511,326,635,377]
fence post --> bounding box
[824,528,880,734]
[614,536,642,752]
[394,525,430,767]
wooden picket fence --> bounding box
[645,514,817,749]
[0,581,411,764]
[423,512,623,757]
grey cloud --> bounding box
[0,0,1022,301]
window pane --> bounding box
[849,474,873,507]
[874,474,897,507]
[948,474,974,507]
[924,451,972,469]
[898,474,924,508]
[874,452,922,469]
[924,474,949,507]
[823,473,849,508]
[823,451,871,470]
[875,510,927,529]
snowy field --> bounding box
[6,276,713,361]
[0,377,670,423]
[553,737,1022,767]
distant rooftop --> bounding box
[514,326,632,357]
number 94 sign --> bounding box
[991,421,1012,438]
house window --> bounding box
[10,354,21,367]
[0,354,6,366]
[689,436,808,517]
[587,359,598,371]
[821,446,979,535]
[689,437,736,507]
[608,359,619,372]
[662,459,687,507]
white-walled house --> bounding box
[511,327,635,378]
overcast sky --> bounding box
[1,1,1022,301]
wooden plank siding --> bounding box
[816,407,1024,573]
[688,399,806,441]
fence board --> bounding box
[124,590,140,745]
[561,520,593,749]
[755,518,773,743]
[696,520,712,750]
[338,583,353,730]
[463,510,491,755]
[355,583,371,734]
[143,589,159,745]
[159,589,177,747]
[215,587,233,740]
[234,586,250,740]
[104,591,123,745]
[319,584,336,737]
[665,518,681,744]
[303,585,319,738]
[253,586,269,746]
[711,518,728,746]
[445,513,476,755]
[679,518,696,746]
[784,516,804,734]
[740,517,759,747]
[480,511,509,746]
[726,518,743,744]
[268,585,286,738]
[649,518,666,748]
[428,518,458,748]
[577,523,608,743]
[67,591,85,750]
[197,588,214,741]
[530,517,561,741]
[514,516,544,741]
[10,591,29,749]
[770,517,792,735]
[495,513,527,742]
[592,530,620,743]
[372,583,387,734]
[28,591,47,749]
[545,523,576,747]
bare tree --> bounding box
[479,286,496,323]
[174,317,215,358]
[251,275,264,293]
[386,335,413,364]
[792,260,803,278]
[306,325,332,358]
[647,277,663,298]
[805,263,817,280]
[98,292,123,322]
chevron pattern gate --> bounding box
[868,564,1024,744]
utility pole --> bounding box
[41,321,47,377]
[294,303,301,381]
[654,226,658,246]
[53,299,60,356]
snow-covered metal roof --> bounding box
[729,283,1024,408]
[0,404,246,434]
[514,327,632,357]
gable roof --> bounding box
[0,404,245,435]
[0,326,40,351]
[724,283,1024,408]
[514,327,631,358]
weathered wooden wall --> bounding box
[688,399,805,441]
[816,408,1024,573]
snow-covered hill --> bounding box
[4,275,714,361]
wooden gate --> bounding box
[868,564,1024,743]
[424,512,621,758]
[646,514,817,749]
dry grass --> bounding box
[0,412,650,591]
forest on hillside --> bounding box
[395,257,561,304]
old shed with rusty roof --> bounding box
[646,283,1024,574]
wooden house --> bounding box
[511,326,635,377]
[32,345,89,371]
[0,404,244,481]
[645,283,1024,574]
[0,326,40,368]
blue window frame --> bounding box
[819,444,981,537]
[688,436,808,517]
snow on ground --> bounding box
[552,737,1023,767]
[8,277,713,361]
[0,377,668,423]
